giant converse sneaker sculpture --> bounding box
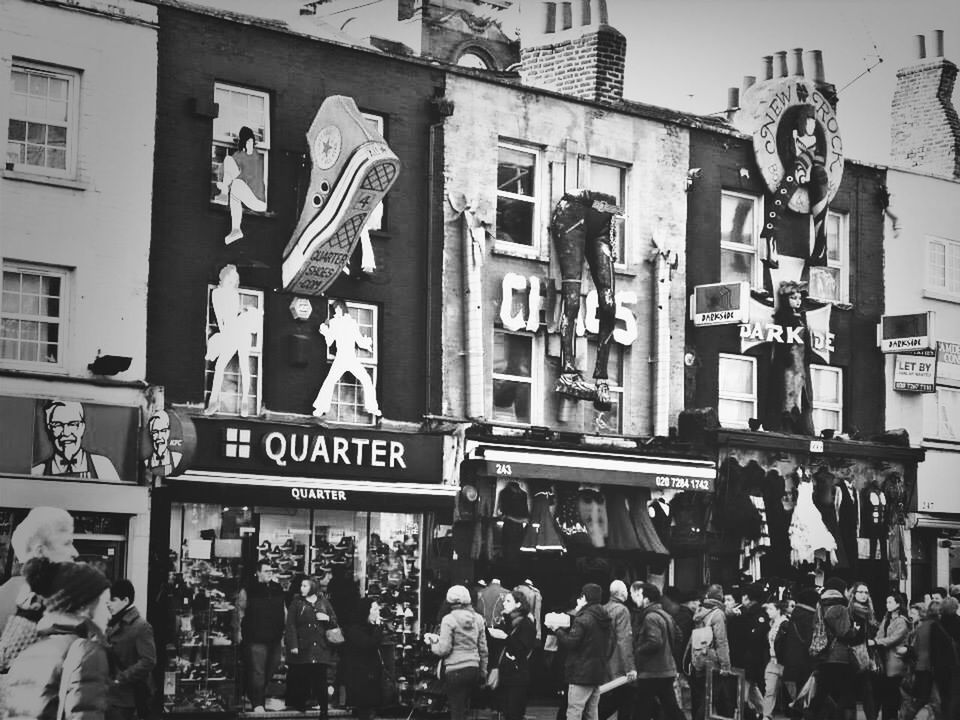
[282,96,400,295]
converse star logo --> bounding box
[314,125,342,171]
[224,427,251,459]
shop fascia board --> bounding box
[712,428,926,464]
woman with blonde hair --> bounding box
[425,585,488,720]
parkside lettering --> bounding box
[739,322,836,352]
[264,432,406,469]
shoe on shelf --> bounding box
[252,706,266,714]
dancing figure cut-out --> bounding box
[312,300,381,418]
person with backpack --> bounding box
[687,583,732,720]
[629,582,685,720]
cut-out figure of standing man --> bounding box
[313,300,381,418]
[221,126,267,245]
[204,264,261,417]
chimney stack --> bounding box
[890,30,960,178]
[789,48,805,76]
[761,55,773,81]
[519,0,626,105]
[775,50,788,78]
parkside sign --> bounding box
[739,322,836,352]
[189,418,443,483]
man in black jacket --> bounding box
[237,561,286,713]
[736,583,769,720]
[106,579,157,720]
[553,584,612,720]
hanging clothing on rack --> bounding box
[860,481,888,560]
[813,468,848,568]
[554,484,592,550]
[496,479,531,521]
[835,479,859,569]
[603,486,643,551]
[788,479,838,565]
[520,488,565,554]
[629,487,670,557]
[577,484,608,548]
[883,473,908,581]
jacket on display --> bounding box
[603,487,642,551]
[629,488,669,558]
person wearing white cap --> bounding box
[425,585,488,720]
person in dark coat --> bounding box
[5,558,112,720]
[105,579,157,720]
[341,597,384,720]
[552,583,612,720]
[491,590,537,720]
[737,583,770,720]
[283,577,339,715]
[781,587,817,718]
[237,561,286,713]
[630,582,685,720]
[815,577,863,720]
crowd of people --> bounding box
[3,506,960,720]
[427,577,960,720]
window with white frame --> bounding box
[361,112,385,231]
[559,339,623,434]
[590,160,627,264]
[492,330,535,424]
[810,365,843,434]
[808,211,848,303]
[720,192,761,287]
[210,84,270,206]
[495,142,541,251]
[926,235,960,301]
[718,354,756,428]
[204,284,263,416]
[324,299,379,426]
[6,61,80,178]
[1,262,68,367]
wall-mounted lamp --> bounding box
[88,354,131,376]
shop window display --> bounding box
[163,503,422,714]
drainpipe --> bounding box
[650,239,677,437]
[458,200,489,419]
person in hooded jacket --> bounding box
[490,590,537,720]
[283,577,339,715]
[427,585,488,720]
[630,582,685,720]
[553,583,612,720]
[5,558,112,720]
[689,584,733,720]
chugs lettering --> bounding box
[263,432,407,469]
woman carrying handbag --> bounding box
[284,578,341,716]
[866,592,909,720]
[489,591,537,720]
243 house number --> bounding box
[495,463,513,475]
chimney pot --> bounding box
[932,29,944,58]
[789,48,805,76]
[762,55,773,80]
[775,50,788,78]
[805,50,825,83]
[742,75,756,95]
[727,87,740,110]
[915,34,927,59]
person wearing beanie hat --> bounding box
[5,558,112,720]
[552,583,612,720]
[823,576,847,594]
[426,585,488,720]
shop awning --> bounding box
[468,445,716,492]
[912,513,960,531]
[166,471,459,513]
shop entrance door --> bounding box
[74,535,126,582]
